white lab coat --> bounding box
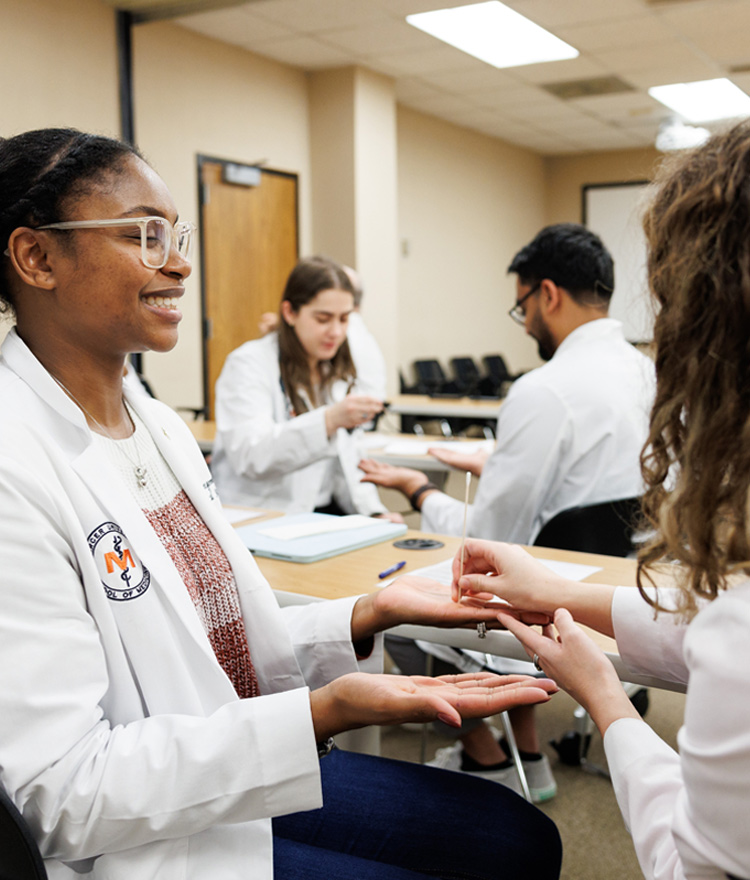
[0,329,383,880]
[421,319,656,543]
[606,583,750,879]
[211,333,386,515]
[347,311,387,399]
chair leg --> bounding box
[497,711,532,802]
[419,653,434,764]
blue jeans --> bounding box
[273,749,561,879]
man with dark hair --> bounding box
[359,223,655,800]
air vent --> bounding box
[542,76,635,101]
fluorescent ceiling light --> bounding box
[655,119,710,152]
[649,78,750,123]
[406,1,578,70]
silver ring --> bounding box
[533,653,543,672]
[477,621,487,639]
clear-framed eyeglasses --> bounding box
[35,216,196,270]
[508,282,541,325]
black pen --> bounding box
[378,560,406,579]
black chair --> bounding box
[412,359,460,396]
[482,354,521,396]
[534,496,646,770]
[449,357,482,396]
[0,784,48,880]
[533,496,642,558]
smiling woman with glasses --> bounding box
[0,129,562,880]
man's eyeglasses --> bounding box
[508,282,541,325]
[35,216,196,270]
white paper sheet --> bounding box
[258,514,375,541]
[381,439,494,457]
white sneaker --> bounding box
[427,744,524,797]
[496,735,558,803]
[520,753,557,803]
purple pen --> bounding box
[378,560,406,579]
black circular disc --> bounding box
[392,538,445,550]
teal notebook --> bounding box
[236,512,407,563]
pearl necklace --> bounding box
[52,375,149,488]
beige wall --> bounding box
[544,147,663,225]
[1,0,667,409]
[0,0,120,338]
[397,107,546,379]
[132,20,312,407]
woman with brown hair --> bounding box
[450,120,750,879]
[211,255,400,518]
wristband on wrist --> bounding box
[409,481,439,511]
[317,737,336,758]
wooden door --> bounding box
[199,158,298,418]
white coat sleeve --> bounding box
[0,457,322,862]
[604,588,750,879]
[421,379,570,541]
[612,586,690,685]
[214,346,333,480]
[281,595,384,690]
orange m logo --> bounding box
[104,549,135,574]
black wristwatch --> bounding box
[317,737,336,758]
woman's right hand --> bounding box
[325,394,384,434]
[309,671,558,741]
[452,539,569,621]
[453,539,617,637]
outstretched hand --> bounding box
[310,671,558,740]
[428,446,490,476]
[368,574,504,631]
[358,458,428,499]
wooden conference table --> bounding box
[239,517,684,694]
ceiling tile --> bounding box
[555,15,676,52]
[367,45,482,76]
[176,8,289,46]
[413,63,517,94]
[316,20,436,56]
[507,55,609,85]
[622,59,725,89]
[591,39,710,74]
[657,0,750,67]
[508,0,645,28]
[248,35,357,68]
[470,83,563,110]
[246,0,385,31]
[570,91,666,123]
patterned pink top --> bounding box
[95,406,260,698]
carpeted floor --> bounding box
[379,684,685,880]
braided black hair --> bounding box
[0,128,142,314]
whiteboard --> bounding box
[583,182,654,342]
